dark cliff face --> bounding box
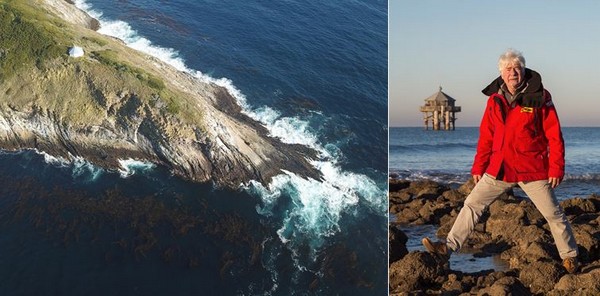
[0,0,320,188]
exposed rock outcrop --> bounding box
[0,0,320,188]
[389,178,600,295]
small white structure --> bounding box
[68,46,84,58]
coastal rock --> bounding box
[441,273,470,295]
[561,197,597,215]
[389,180,464,225]
[389,225,408,264]
[45,0,100,30]
[476,276,530,296]
[389,179,600,295]
[388,251,448,293]
[442,189,465,202]
[0,1,320,188]
[457,177,476,195]
[389,179,410,192]
[569,217,600,263]
[551,260,600,295]
[486,200,527,242]
[519,261,565,294]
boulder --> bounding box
[486,200,527,242]
[389,190,412,204]
[389,179,410,192]
[551,260,600,294]
[570,222,600,263]
[389,251,448,293]
[389,225,408,264]
[519,261,565,294]
[476,276,530,296]
[442,189,465,203]
[457,178,476,195]
[561,197,597,216]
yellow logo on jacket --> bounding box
[521,107,533,113]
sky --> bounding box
[389,0,600,127]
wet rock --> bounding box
[389,225,408,264]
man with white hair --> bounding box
[422,49,580,274]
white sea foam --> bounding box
[117,158,156,178]
[74,0,386,250]
[35,150,70,167]
[33,150,104,181]
[250,165,385,251]
[72,156,104,181]
[73,1,324,151]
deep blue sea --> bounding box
[390,127,600,273]
[0,1,387,295]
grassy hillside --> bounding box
[0,0,202,129]
[0,1,67,81]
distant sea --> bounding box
[390,126,600,273]
[0,1,387,295]
[390,127,600,200]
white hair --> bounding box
[498,49,526,72]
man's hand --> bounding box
[549,177,561,188]
[473,174,482,183]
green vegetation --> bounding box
[0,1,71,81]
[82,36,107,47]
[165,96,181,114]
[91,50,166,90]
[0,0,204,129]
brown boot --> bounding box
[563,257,580,274]
[422,237,449,257]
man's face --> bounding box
[501,62,524,91]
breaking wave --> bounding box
[73,0,386,250]
[117,158,156,178]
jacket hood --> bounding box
[481,68,545,107]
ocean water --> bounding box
[390,126,600,272]
[390,127,600,200]
[0,1,387,295]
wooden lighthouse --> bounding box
[419,86,461,130]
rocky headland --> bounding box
[389,178,600,295]
[0,0,320,188]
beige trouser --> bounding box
[446,174,578,259]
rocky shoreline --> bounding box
[389,178,600,295]
[0,0,321,188]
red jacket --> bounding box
[472,69,565,182]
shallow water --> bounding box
[400,224,509,274]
